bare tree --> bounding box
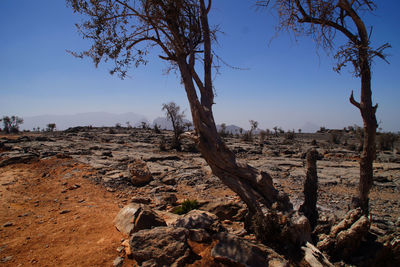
[1,116,24,134]
[46,123,56,132]
[67,0,308,248]
[261,0,390,214]
[162,101,185,151]
[249,120,258,134]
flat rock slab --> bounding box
[174,209,221,232]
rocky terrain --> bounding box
[1,127,399,266]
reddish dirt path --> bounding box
[0,158,123,266]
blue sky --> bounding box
[1,0,399,132]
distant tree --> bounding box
[115,122,122,128]
[183,122,193,131]
[377,132,397,151]
[262,0,391,214]
[162,102,185,151]
[126,121,132,128]
[153,123,161,134]
[140,121,149,129]
[68,0,304,248]
[1,116,24,134]
[273,126,278,136]
[249,120,258,134]
[219,123,227,137]
[259,130,267,145]
[298,129,301,134]
[46,123,56,132]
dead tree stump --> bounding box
[300,149,319,229]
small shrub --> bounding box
[259,130,267,144]
[154,124,161,134]
[242,132,252,142]
[377,132,397,151]
[329,133,341,144]
[285,130,295,140]
[159,136,167,151]
[173,199,199,215]
[348,143,357,151]
[311,139,317,146]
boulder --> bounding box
[211,232,288,267]
[114,204,166,236]
[129,226,194,266]
[114,203,142,236]
[133,207,167,232]
[127,159,153,186]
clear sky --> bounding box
[1,0,399,132]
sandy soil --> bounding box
[0,158,123,266]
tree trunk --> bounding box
[359,64,377,214]
[177,57,310,250]
[350,51,377,215]
[299,150,319,229]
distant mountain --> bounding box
[301,122,320,133]
[22,112,148,131]
[216,124,242,135]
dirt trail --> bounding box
[0,158,123,266]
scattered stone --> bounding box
[130,196,151,204]
[68,184,81,190]
[59,210,71,214]
[1,256,13,263]
[113,256,124,267]
[3,222,13,227]
[127,159,153,186]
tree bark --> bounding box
[349,48,377,215]
[356,56,377,214]
[299,150,319,229]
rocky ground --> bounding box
[1,127,399,266]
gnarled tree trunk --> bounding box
[349,47,378,216]
[170,1,312,250]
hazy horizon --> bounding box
[12,110,390,134]
[1,1,399,132]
